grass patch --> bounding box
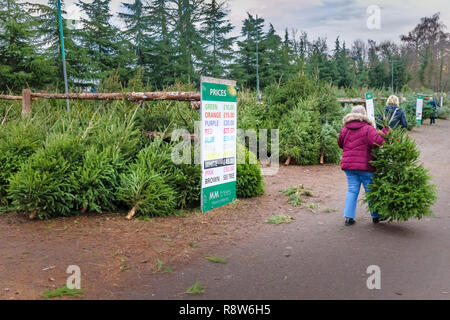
[43,286,83,299]
[154,259,174,274]
[306,202,319,213]
[137,215,152,221]
[189,242,201,248]
[264,214,293,225]
[186,281,207,295]
[149,233,169,239]
[119,257,129,272]
[204,255,228,264]
[228,199,240,209]
[323,207,338,213]
[280,185,313,206]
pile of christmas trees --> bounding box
[365,128,437,221]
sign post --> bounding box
[57,0,70,113]
[200,77,237,213]
[416,94,424,126]
[365,92,375,127]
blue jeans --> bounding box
[344,170,380,219]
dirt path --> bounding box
[119,119,450,300]
[1,120,449,299]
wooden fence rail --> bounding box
[0,89,416,117]
[0,94,22,101]
[1,89,202,117]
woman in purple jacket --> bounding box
[338,106,389,226]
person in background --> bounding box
[338,106,389,226]
[428,98,438,125]
[377,95,408,130]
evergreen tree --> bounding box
[367,40,387,89]
[290,30,308,72]
[200,0,235,78]
[232,13,265,88]
[29,0,87,89]
[145,0,174,88]
[169,0,206,84]
[118,0,152,69]
[351,40,369,88]
[333,40,355,88]
[365,128,437,221]
[306,37,335,83]
[0,0,56,92]
[76,0,130,86]
[260,23,284,85]
[279,28,294,80]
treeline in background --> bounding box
[0,0,449,94]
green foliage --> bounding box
[75,146,123,213]
[306,202,319,213]
[200,0,236,78]
[280,184,313,206]
[8,133,84,219]
[0,0,57,91]
[264,73,317,119]
[319,123,342,164]
[154,259,173,274]
[438,106,450,119]
[236,144,265,198]
[116,141,178,217]
[173,162,202,209]
[117,167,177,217]
[43,286,83,299]
[186,281,206,295]
[279,97,321,165]
[365,129,437,221]
[130,138,201,209]
[264,214,293,225]
[204,254,228,264]
[0,121,44,203]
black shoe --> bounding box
[373,217,386,224]
[345,218,355,226]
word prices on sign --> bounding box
[416,94,424,125]
[200,77,237,213]
[365,92,375,127]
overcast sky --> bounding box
[27,0,450,47]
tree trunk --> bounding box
[284,156,291,166]
[126,205,137,220]
[29,210,38,220]
[320,150,325,164]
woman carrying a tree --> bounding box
[338,106,389,226]
[377,95,408,129]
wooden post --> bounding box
[21,89,32,117]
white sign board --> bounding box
[365,92,375,127]
[416,94,424,125]
[200,76,237,212]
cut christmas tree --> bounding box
[365,128,437,221]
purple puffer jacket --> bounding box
[337,113,388,172]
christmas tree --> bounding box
[365,128,437,221]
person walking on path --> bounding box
[428,98,438,125]
[338,106,389,226]
[377,95,408,130]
